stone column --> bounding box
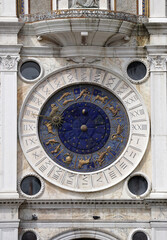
[0,55,20,199]
[147,54,167,197]
[0,0,17,20]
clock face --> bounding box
[19,66,149,192]
[38,84,129,173]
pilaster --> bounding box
[0,46,22,199]
[146,49,167,197]
[149,0,166,19]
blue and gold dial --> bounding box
[38,84,130,173]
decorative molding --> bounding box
[20,221,151,229]
[145,22,167,35]
[20,46,146,58]
[66,57,101,64]
[0,199,24,206]
[51,229,119,240]
[147,55,167,71]
[19,9,147,23]
[0,55,20,71]
[20,199,167,209]
[0,22,23,34]
[0,45,23,55]
[0,221,20,228]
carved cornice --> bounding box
[0,199,24,207]
[0,45,22,55]
[20,199,167,209]
[145,22,167,35]
[20,46,146,58]
[0,55,20,71]
[0,22,23,34]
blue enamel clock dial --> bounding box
[38,84,130,173]
[58,102,110,154]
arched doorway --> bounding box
[51,229,119,240]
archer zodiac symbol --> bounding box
[76,88,90,100]
[51,144,61,154]
[78,156,91,169]
[58,92,71,102]
[96,146,111,166]
[106,105,120,117]
[111,124,124,143]
[62,153,73,164]
[94,95,109,104]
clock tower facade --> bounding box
[0,0,167,240]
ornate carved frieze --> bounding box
[0,55,20,71]
[148,55,167,71]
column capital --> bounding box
[147,55,167,71]
[0,55,20,72]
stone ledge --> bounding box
[20,199,167,209]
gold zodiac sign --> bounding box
[94,95,109,104]
[111,124,124,142]
[36,104,63,127]
[51,144,61,154]
[49,104,59,117]
[58,92,71,102]
[46,139,59,145]
[76,88,90,100]
[78,157,91,169]
[63,153,73,164]
[96,146,111,166]
[106,105,120,117]
[44,122,56,135]
[63,99,74,106]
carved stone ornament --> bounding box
[0,55,20,71]
[66,57,100,64]
[71,0,99,8]
[147,55,167,71]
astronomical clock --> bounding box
[19,66,149,192]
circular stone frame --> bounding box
[125,59,149,84]
[18,173,45,198]
[128,229,150,240]
[20,230,40,240]
[19,65,150,192]
[125,172,151,199]
[18,58,43,83]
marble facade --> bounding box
[0,0,167,240]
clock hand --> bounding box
[33,113,63,127]
[33,113,52,120]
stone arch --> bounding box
[51,229,120,240]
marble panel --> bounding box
[30,0,51,14]
[116,0,137,15]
